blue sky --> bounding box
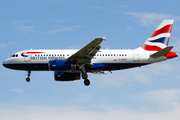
[1,0,180,119]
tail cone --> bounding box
[165,52,178,59]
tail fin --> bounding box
[141,20,174,51]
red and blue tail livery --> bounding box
[141,20,174,51]
[3,20,178,86]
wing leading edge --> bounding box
[68,35,107,67]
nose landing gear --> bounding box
[26,70,31,82]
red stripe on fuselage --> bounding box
[22,52,45,54]
[141,44,162,51]
[150,24,173,38]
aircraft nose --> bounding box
[3,60,6,67]
[2,59,9,68]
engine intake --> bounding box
[48,60,76,71]
[54,72,80,81]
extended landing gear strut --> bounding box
[26,70,31,82]
[82,73,90,86]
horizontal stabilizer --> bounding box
[150,46,174,58]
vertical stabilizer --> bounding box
[141,20,174,51]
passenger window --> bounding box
[16,54,18,57]
[49,54,51,56]
[122,54,124,56]
[97,54,99,56]
[67,54,69,56]
[105,54,107,56]
[100,54,101,56]
[119,54,121,56]
[114,54,115,56]
[108,54,110,56]
[63,54,65,56]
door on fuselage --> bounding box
[24,53,31,62]
[133,50,139,62]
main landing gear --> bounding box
[26,70,31,82]
[82,73,90,86]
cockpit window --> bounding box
[11,54,18,57]
[11,54,15,57]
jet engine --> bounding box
[48,60,76,71]
[54,72,80,81]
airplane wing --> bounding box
[68,35,106,67]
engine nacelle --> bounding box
[54,72,80,81]
[48,60,76,71]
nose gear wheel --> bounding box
[26,70,31,82]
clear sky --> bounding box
[1,0,180,119]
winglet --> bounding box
[102,35,107,41]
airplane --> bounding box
[2,20,178,86]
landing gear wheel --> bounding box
[82,73,88,79]
[26,77,30,82]
[26,70,31,82]
[84,79,90,86]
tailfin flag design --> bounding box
[141,20,174,51]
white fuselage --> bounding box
[3,48,168,72]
